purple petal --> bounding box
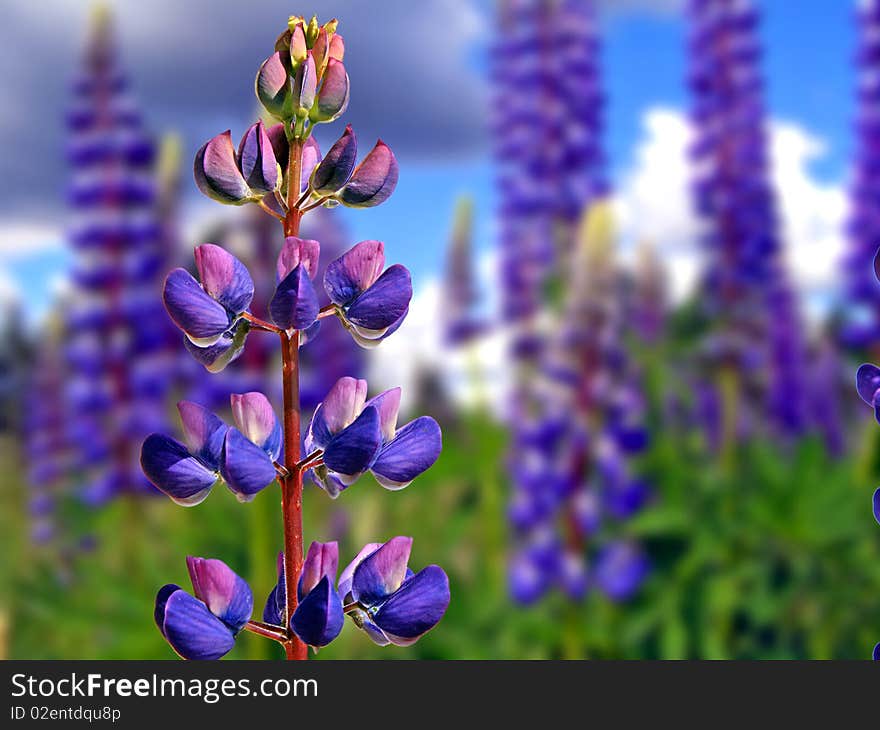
[308,376,369,446]
[183,320,249,373]
[874,643,880,661]
[237,121,279,194]
[324,240,385,306]
[857,363,880,406]
[269,264,319,331]
[161,590,236,660]
[323,405,382,478]
[194,130,252,204]
[594,542,649,602]
[309,466,348,499]
[346,264,412,332]
[290,576,343,648]
[263,552,285,625]
[301,136,322,192]
[366,387,401,442]
[292,54,317,114]
[140,434,217,506]
[154,584,182,638]
[177,401,228,471]
[370,416,442,490]
[221,428,277,502]
[163,268,230,345]
[266,122,289,172]
[186,557,253,633]
[875,246,880,284]
[298,541,339,600]
[256,52,292,120]
[351,610,391,646]
[337,140,399,208]
[194,244,254,315]
[277,236,321,281]
[338,542,382,599]
[230,392,281,460]
[874,487,880,526]
[310,124,357,195]
[373,565,450,644]
[351,535,412,606]
[311,58,350,123]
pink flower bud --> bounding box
[311,58,350,124]
[255,52,293,121]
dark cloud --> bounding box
[0,0,488,216]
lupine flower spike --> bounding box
[145,15,448,659]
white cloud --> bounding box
[614,106,847,316]
[368,254,509,417]
[0,223,63,260]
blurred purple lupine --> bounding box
[24,11,186,514]
[841,0,880,351]
[686,0,808,442]
[493,0,607,341]
[509,206,652,607]
[142,15,447,660]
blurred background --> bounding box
[2,0,880,659]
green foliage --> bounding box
[3,377,880,659]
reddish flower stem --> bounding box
[279,132,308,661]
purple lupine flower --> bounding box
[142,392,281,504]
[687,0,808,440]
[338,537,450,646]
[305,377,442,497]
[264,543,345,648]
[194,122,281,205]
[269,236,321,332]
[164,244,255,348]
[856,362,880,423]
[324,240,413,348]
[140,401,228,505]
[58,10,187,507]
[593,542,649,603]
[155,557,253,660]
[840,0,880,350]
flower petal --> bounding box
[221,428,277,502]
[338,542,382,600]
[263,552,285,625]
[194,244,255,315]
[299,541,339,601]
[266,122,289,172]
[346,264,412,331]
[856,363,880,405]
[163,268,230,345]
[161,590,236,660]
[365,387,401,443]
[140,434,217,506]
[256,52,293,121]
[310,124,357,196]
[237,121,279,195]
[177,401,228,471]
[351,535,412,606]
[277,236,321,281]
[308,376,369,447]
[154,584,183,638]
[186,557,253,633]
[874,487,880,526]
[230,392,282,460]
[183,320,249,373]
[290,576,344,648]
[194,130,253,204]
[373,565,450,644]
[269,264,319,331]
[370,416,441,489]
[324,240,385,306]
[336,139,399,208]
[310,58,350,123]
[323,405,382,477]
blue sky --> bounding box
[0,1,863,324]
